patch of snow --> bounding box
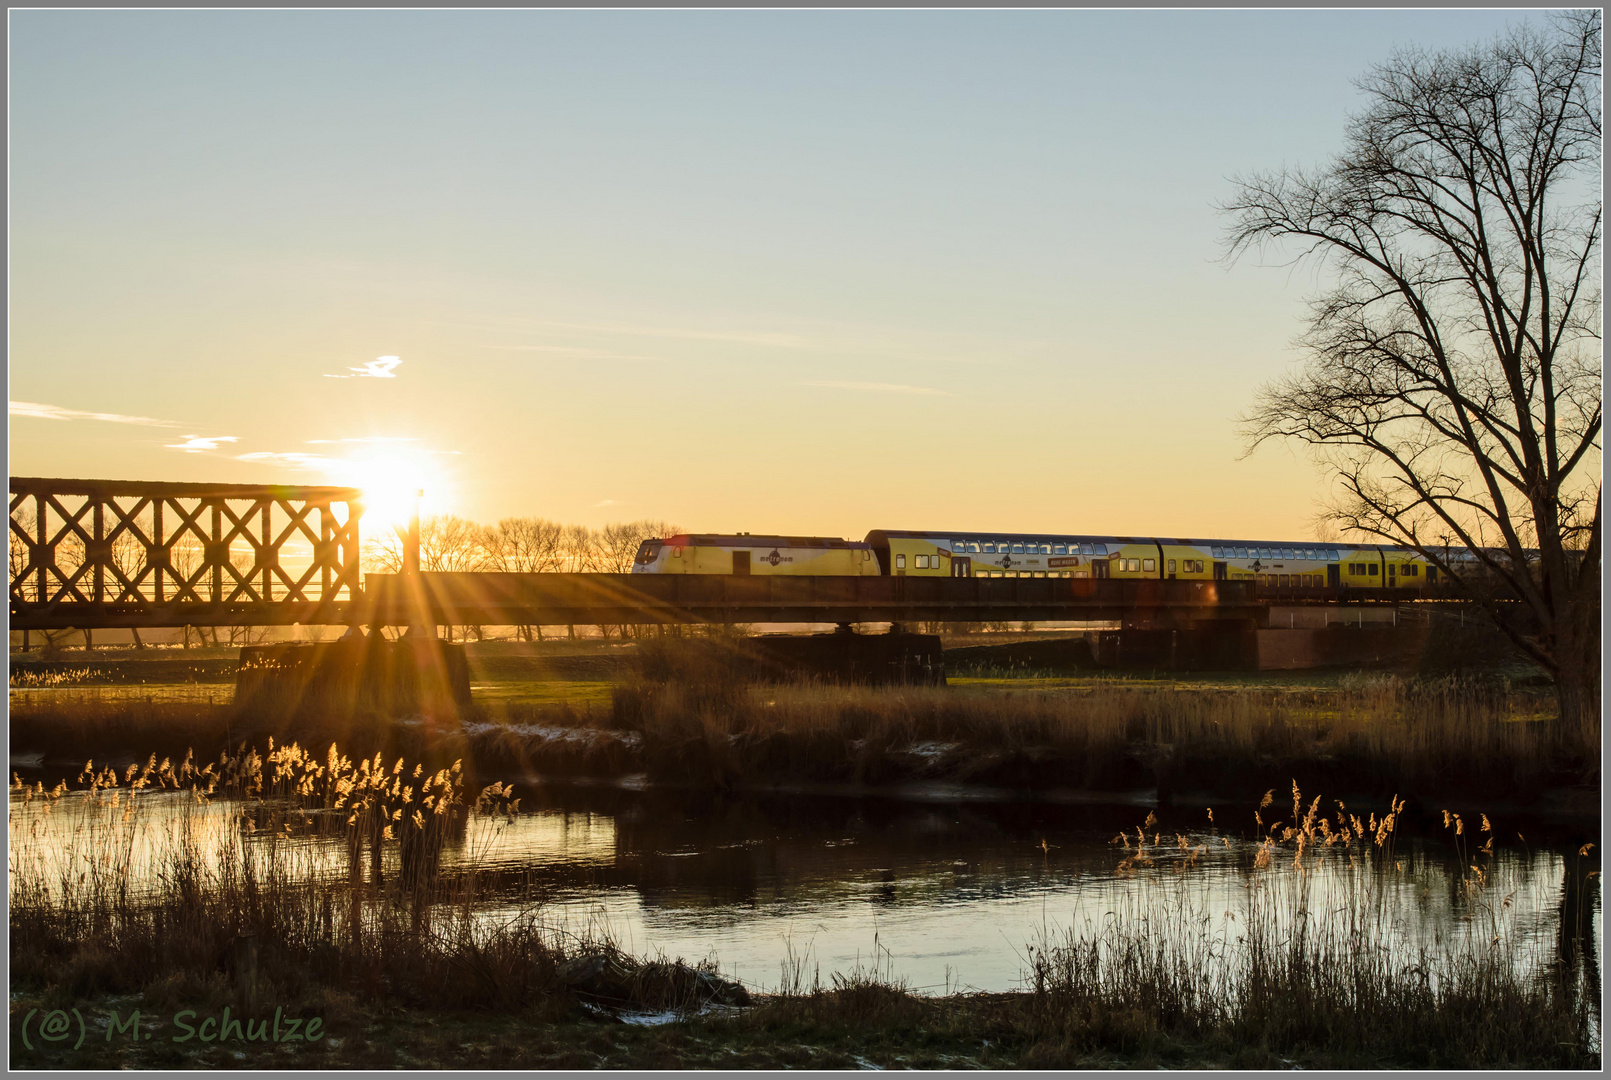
[901,741,960,759]
[619,1009,682,1027]
[852,1054,885,1070]
[459,721,634,747]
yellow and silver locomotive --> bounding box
[632,534,881,576]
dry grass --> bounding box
[717,787,1598,1069]
[7,742,739,1020]
[618,659,1592,800]
[8,747,1598,1069]
[10,637,1594,806]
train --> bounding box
[631,529,1479,591]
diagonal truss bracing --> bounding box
[9,478,366,628]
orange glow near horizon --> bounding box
[324,447,445,535]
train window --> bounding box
[1080,544,1093,555]
[968,543,980,553]
[1143,558,1156,572]
[895,554,907,569]
[1235,548,1248,559]
[1054,544,1067,555]
[1011,544,1025,554]
[915,555,927,569]
[1093,544,1107,555]
[1033,571,1046,578]
[1128,559,1142,572]
[1280,548,1292,559]
[1404,564,1418,576]
[1074,569,1089,578]
[1168,559,1176,573]
[1185,559,1204,573]
[1367,564,1378,575]
[672,548,683,559]
[982,543,995,553]
[1039,544,1051,554]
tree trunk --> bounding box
[1554,660,1600,761]
[1553,575,1602,759]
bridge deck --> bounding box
[363,573,1265,628]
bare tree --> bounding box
[557,524,602,638]
[361,514,491,641]
[1224,12,1602,738]
[598,520,680,637]
[166,533,207,648]
[108,515,152,649]
[7,506,73,655]
[561,524,603,574]
[482,517,566,640]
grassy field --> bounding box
[8,744,1599,1070]
[9,635,1589,813]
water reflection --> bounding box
[10,781,1600,1001]
[429,786,1596,996]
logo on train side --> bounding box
[765,549,784,566]
[997,554,1014,569]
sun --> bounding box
[326,447,444,536]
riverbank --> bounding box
[9,635,1595,819]
[10,686,1596,822]
[12,977,1594,1071]
[9,746,1600,1071]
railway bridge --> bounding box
[9,476,1430,637]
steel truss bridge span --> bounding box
[9,477,363,630]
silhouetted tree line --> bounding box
[361,516,681,642]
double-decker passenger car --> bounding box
[867,530,1441,589]
[633,528,1450,592]
[632,534,880,576]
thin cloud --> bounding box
[324,356,401,379]
[10,400,179,426]
[166,435,240,452]
[594,498,616,508]
[800,380,953,397]
[236,451,334,470]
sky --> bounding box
[9,9,1540,542]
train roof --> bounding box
[658,534,870,549]
[864,529,1506,556]
[866,529,1355,548]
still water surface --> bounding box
[15,779,1592,997]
